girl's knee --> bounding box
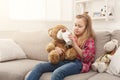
[51,69,64,80]
[33,63,46,72]
[35,63,47,69]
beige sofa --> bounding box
[0,29,120,80]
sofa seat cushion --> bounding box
[0,59,45,80]
[88,73,120,80]
[39,71,97,80]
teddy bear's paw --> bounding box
[46,43,55,52]
[65,53,76,60]
[98,62,107,73]
[48,50,60,64]
[91,63,98,71]
[65,48,77,60]
[48,55,60,64]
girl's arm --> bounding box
[73,44,83,58]
[81,38,96,62]
[69,35,95,61]
[69,35,83,58]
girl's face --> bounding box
[73,18,86,36]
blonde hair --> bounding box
[75,13,95,47]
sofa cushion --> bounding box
[0,39,26,62]
[95,31,111,59]
[38,71,97,80]
[64,71,97,80]
[13,30,51,61]
[88,73,120,80]
[25,70,97,80]
[111,30,120,46]
[0,59,44,80]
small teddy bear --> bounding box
[92,39,118,73]
[46,25,77,64]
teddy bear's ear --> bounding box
[48,28,53,37]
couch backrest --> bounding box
[13,30,112,61]
[0,30,119,61]
[12,30,51,61]
[0,31,15,38]
[111,30,120,46]
[95,31,111,59]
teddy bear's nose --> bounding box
[62,29,66,32]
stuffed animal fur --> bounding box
[46,25,77,64]
[92,39,118,73]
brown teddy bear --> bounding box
[46,25,77,64]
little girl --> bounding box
[26,13,96,80]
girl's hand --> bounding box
[55,47,64,55]
[68,34,75,42]
[68,34,78,47]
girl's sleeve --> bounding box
[82,39,96,63]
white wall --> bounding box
[0,0,120,31]
[0,0,74,31]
